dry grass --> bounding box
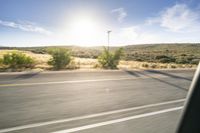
[0,49,197,71]
[118,60,197,69]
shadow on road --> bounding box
[124,70,140,77]
[13,72,40,79]
[145,70,192,81]
[124,70,188,91]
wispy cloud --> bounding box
[147,3,200,32]
[111,8,127,23]
[0,20,52,35]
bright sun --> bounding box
[70,17,98,34]
[65,15,105,45]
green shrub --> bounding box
[170,65,177,68]
[155,55,175,63]
[48,48,71,70]
[30,48,46,54]
[180,54,187,56]
[98,47,123,69]
[175,58,190,64]
[135,58,143,61]
[2,52,35,68]
[142,63,149,68]
[0,58,3,65]
[191,59,199,65]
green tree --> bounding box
[48,48,71,70]
[98,47,123,69]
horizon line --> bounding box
[0,42,200,48]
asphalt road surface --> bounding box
[0,69,195,133]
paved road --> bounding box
[0,69,195,133]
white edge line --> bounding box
[0,77,136,87]
[52,106,183,133]
[0,99,185,133]
[0,74,172,87]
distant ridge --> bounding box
[0,43,199,64]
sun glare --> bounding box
[70,17,98,34]
[64,14,106,46]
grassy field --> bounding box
[0,43,199,71]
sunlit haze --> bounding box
[63,12,107,46]
[0,0,200,47]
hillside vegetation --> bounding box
[0,43,199,71]
[123,44,200,64]
[1,43,200,64]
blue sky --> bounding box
[0,0,200,47]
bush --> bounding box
[142,63,149,68]
[98,47,123,69]
[2,52,35,68]
[175,58,190,64]
[30,48,46,54]
[48,48,71,69]
[150,63,157,68]
[170,65,177,68]
[155,55,175,63]
[0,58,3,65]
[191,59,200,65]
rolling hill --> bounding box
[0,43,200,64]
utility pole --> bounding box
[107,30,111,52]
